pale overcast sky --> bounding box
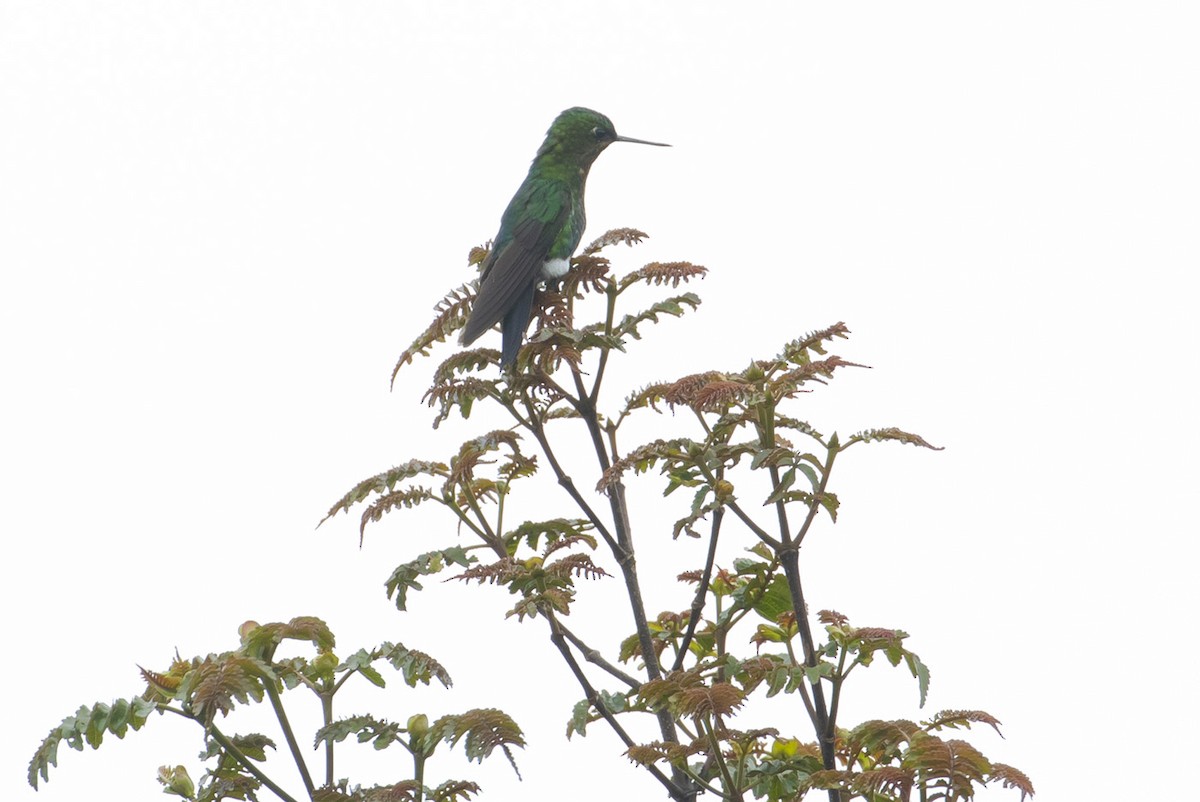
[2,3,1196,801]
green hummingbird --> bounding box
[460,107,668,367]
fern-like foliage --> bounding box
[923,709,1004,738]
[846,719,922,767]
[310,229,1035,802]
[446,430,527,492]
[432,709,525,775]
[424,376,501,427]
[843,426,944,452]
[777,322,852,364]
[180,654,274,728]
[618,261,709,291]
[322,460,450,526]
[507,518,596,552]
[392,283,478,384]
[430,779,482,802]
[823,612,932,707]
[373,642,454,688]
[901,732,992,799]
[451,530,609,621]
[384,547,475,611]
[990,763,1036,801]
[28,697,158,789]
[360,487,436,542]
[611,293,702,342]
[315,714,404,750]
[581,227,648,255]
[241,615,336,660]
[625,739,703,767]
[559,253,612,297]
[596,438,699,494]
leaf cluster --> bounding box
[30,618,522,801]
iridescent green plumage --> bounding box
[461,107,668,367]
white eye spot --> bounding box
[592,126,608,140]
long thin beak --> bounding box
[615,134,671,147]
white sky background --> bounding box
[2,2,1196,800]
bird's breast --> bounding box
[541,257,571,280]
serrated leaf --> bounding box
[844,427,943,451]
[765,468,796,504]
[752,575,794,622]
[906,653,931,708]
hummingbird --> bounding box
[460,107,668,367]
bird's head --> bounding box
[536,107,669,168]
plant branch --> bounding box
[517,396,622,555]
[827,646,850,742]
[458,481,505,557]
[209,724,301,802]
[673,507,723,672]
[709,493,782,552]
[588,282,619,406]
[555,620,641,689]
[160,701,303,802]
[793,438,838,548]
[322,690,335,788]
[263,681,316,797]
[546,614,689,802]
[555,370,690,794]
[699,716,742,802]
[779,551,838,802]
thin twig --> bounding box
[158,707,302,802]
[769,424,840,801]
[555,620,641,689]
[588,282,619,406]
[517,397,622,555]
[546,614,688,801]
[263,681,315,797]
[826,646,850,743]
[322,691,334,788]
[722,498,784,551]
[780,552,838,802]
[673,507,723,672]
[793,439,838,548]
[699,716,742,801]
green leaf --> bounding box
[322,459,450,525]
[817,491,839,522]
[374,642,453,688]
[598,690,628,714]
[610,293,702,341]
[795,463,820,490]
[106,698,130,737]
[618,633,641,664]
[341,649,388,688]
[764,468,796,504]
[434,708,525,770]
[843,427,943,451]
[753,575,794,622]
[28,696,157,789]
[906,653,931,708]
[567,698,592,739]
[386,548,477,612]
[314,715,402,751]
[803,661,835,686]
[430,779,483,802]
[507,519,595,552]
[84,703,109,749]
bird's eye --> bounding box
[592,126,609,140]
